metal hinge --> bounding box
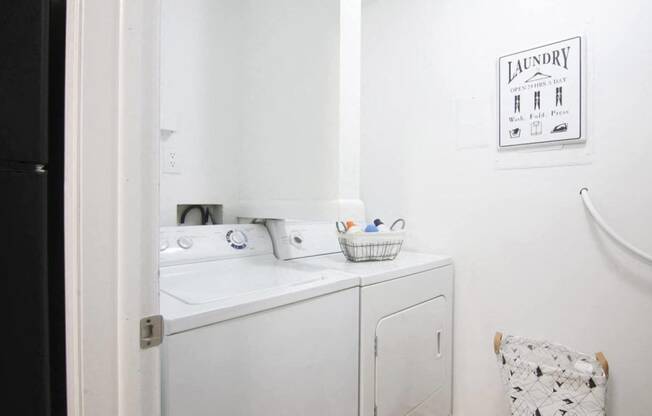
[140,315,163,349]
[374,336,378,356]
[374,405,378,416]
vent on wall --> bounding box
[176,204,223,226]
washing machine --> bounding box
[267,220,454,416]
[159,224,360,416]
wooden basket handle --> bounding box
[595,352,609,378]
[493,332,503,354]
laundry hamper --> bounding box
[494,332,609,416]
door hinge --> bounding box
[140,315,163,349]
[374,405,378,416]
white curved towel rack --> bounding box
[580,187,652,263]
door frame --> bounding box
[64,1,161,415]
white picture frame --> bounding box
[498,36,584,148]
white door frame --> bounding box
[64,1,161,415]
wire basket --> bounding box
[336,219,406,262]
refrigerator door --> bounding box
[0,167,51,415]
[0,0,50,163]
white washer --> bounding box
[267,220,454,416]
[160,224,360,416]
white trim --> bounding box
[64,0,83,413]
[66,0,121,413]
[64,1,161,415]
[117,1,161,414]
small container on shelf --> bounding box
[335,218,406,262]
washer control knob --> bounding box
[177,236,193,250]
[226,230,248,249]
[159,239,170,252]
[230,230,247,246]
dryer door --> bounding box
[374,296,446,416]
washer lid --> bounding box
[160,256,359,335]
[161,255,331,305]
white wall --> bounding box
[160,0,243,225]
[161,0,364,224]
[239,0,340,203]
[361,0,652,414]
[238,0,364,221]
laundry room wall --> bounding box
[237,0,364,221]
[361,0,652,414]
[238,0,341,203]
[159,0,244,225]
[160,0,363,224]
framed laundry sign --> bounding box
[498,36,583,148]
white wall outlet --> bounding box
[163,147,181,174]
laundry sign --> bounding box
[498,37,583,148]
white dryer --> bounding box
[267,220,454,416]
[159,224,360,416]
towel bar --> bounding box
[580,187,652,263]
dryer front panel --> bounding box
[359,265,453,416]
[374,297,446,416]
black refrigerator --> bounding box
[0,1,67,415]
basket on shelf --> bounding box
[336,219,406,262]
[494,332,608,416]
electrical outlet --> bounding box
[163,147,181,174]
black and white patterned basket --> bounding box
[495,333,608,416]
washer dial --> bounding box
[226,229,248,250]
[177,236,193,250]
